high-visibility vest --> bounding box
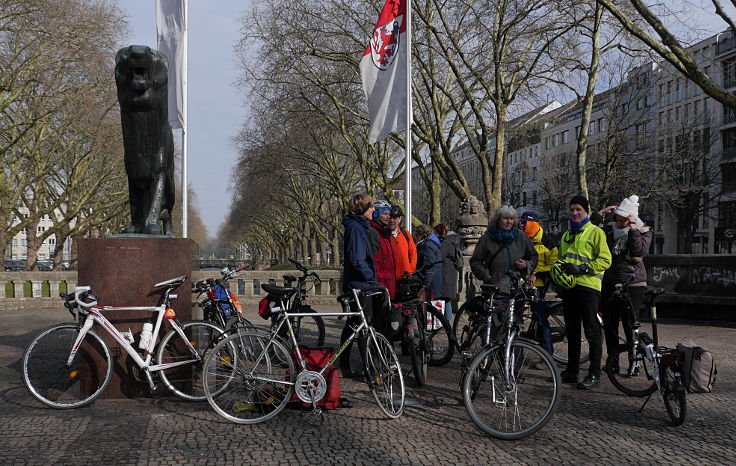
[559,223,610,291]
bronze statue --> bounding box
[115,45,175,235]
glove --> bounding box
[562,262,589,275]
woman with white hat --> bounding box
[597,195,653,376]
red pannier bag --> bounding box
[290,347,341,410]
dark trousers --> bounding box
[562,285,603,377]
[532,286,553,355]
[601,284,645,359]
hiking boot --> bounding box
[577,374,600,390]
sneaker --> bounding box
[577,374,600,390]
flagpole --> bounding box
[181,0,188,238]
[404,0,412,234]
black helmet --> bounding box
[389,204,404,218]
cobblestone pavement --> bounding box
[1,305,735,465]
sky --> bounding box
[123,0,250,237]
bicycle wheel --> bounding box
[460,321,489,379]
[277,306,325,348]
[661,361,687,426]
[426,304,454,366]
[23,324,112,409]
[548,303,590,365]
[453,297,483,342]
[364,331,404,418]
[203,332,294,424]
[605,344,657,397]
[462,339,560,440]
[406,315,427,387]
[157,320,225,401]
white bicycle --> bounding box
[23,276,227,408]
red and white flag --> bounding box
[360,0,408,144]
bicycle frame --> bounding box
[68,288,201,387]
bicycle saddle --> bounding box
[480,284,499,295]
[644,287,665,296]
[261,283,297,297]
[154,275,187,288]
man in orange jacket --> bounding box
[387,204,417,281]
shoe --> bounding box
[577,374,600,390]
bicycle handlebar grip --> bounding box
[235,263,249,272]
[74,287,97,309]
[288,258,305,270]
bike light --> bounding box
[165,308,177,319]
[68,370,79,379]
[661,353,678,363]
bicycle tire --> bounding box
[157,320,226,401]
[23,324,112,409]
[462,339,560,440]
[364,332,404,418]
[548,302,590,365]
[426,304,455,366]
[406,315,427,387]
[453,298,482,342]
[203,332,294,424]
[605,344,657,397]
[661,361,687,426]
[276,306,325,348]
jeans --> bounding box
[444,300,452,322]
[601,283,645,361]
[532,286,553,355]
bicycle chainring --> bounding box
[294,370,327,404]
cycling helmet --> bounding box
[389,204,404,218]
[550,261,576,289]
[373,200,391,221]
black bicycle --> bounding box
[394,262,456,386]
[257,258,326,348]
[605,284,686,426]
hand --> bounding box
[562,262,589,275]
[628,214,638,230]
[528,274,537,285]
[515,258,527,270]
[598,205,617,217]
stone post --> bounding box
[49,280,62,298]
[13,280,24,299]
[31,280,43,298]
[455,195,488,304]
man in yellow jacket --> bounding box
[552,196,611,390]
[520,211,558,355]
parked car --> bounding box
[37,261,53,271]
[4,260,25,271]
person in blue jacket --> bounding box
[339,193,376,378]
[415,225,443,299]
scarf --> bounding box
[569,217,590,233]
[486,226,520,246]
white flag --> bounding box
[156,0,186,129]
[360,0,408,144]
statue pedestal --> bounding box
[77,237,194,398]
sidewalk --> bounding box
[1,305,735,465]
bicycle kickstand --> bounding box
[637,392,653,413]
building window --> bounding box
[562,130,569,144]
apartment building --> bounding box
[6,207,72,264]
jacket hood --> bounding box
[531,225,544,243]
[343,213,369,229]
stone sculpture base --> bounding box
[77,237,194,398]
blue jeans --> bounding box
[444,300,452,322]
[533,287,553,355]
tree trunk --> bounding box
[490,104,508,214]
[331,233,341,267]
[430,165,442,225]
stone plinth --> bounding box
[456,195,489,304]
[77,237,194,398]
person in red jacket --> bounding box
[370,200,397,301]
[387,204,417,282]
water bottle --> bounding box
[138,322,153,351]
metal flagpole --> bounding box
[404,0,412,234]
[181,0,189,238]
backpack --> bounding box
[290,347,341,409]
[676,338,717,393]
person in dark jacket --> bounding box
[339,193,376,378]
[470,205,538,294]
[597,195,653,374]
[416,225,443,299]
[436,223,463,321]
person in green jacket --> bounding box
[553,195,612,390]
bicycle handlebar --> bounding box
[74,286,98,309]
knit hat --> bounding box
[569,195,590,213]
[614,195,639,219]
[519,211,539,223]
[373,200,391,221]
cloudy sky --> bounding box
[123,1,250,237]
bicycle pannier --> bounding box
[386,303,403,341]
[257,295,280,320]
[291,347,341,409]
[676,337,717,393]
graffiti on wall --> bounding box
[648,264,736,296]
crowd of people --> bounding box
[339,192,652,389]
